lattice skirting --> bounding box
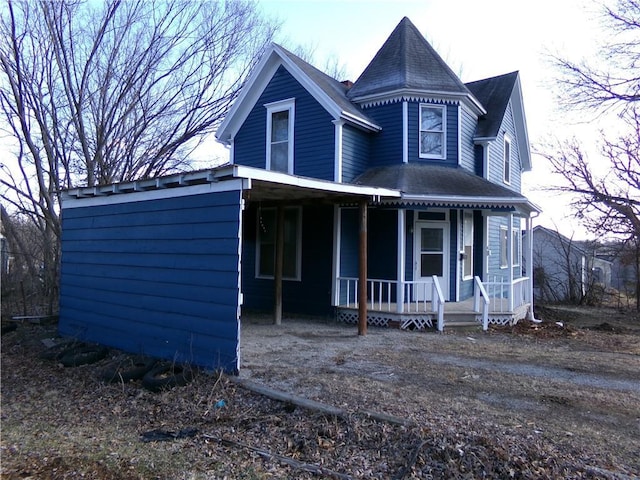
[336,309,434,330]
[482,304,531,326]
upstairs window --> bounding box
[503,135,511,184]
[419,104,446,159]
[265,98,295,173]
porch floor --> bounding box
[342,297,516,314]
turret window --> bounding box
[419,104,446,159]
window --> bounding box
[462,211,474,279]
[256,207,301,280]
[265,98,295,173]
[512,228,521,267]
[503,135,511,184]
[499,226,508,268]
[419,104,446,159]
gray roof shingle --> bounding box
[466,71,519,138]
[276,45,379,127]
[347,17,473,100]
[352,163,527,200]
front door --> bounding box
[414,222,449,300]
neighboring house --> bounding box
[530,226,611,303]
[58,18,539,372]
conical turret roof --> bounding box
[347,17,473,101]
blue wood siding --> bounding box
[487,101,522,193]
[242,203,334,315]
[365,102,403,166]
[342,125,371,182]
[459,105,477,172]
[59,190,242,373]
[233,65,335,181]
[407,102,459,166]
[368,209,397,280]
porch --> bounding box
[334,275,532,331]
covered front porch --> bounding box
[334,274,532,331]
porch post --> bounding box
[273,204,284,325]
[507,213,514,312]
[396,209,405,313]
[358,199,368,335]
[525,215,535,320]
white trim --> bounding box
[499,224,508,269]
[462,210,474,281]
[235,188,244,372]
[352,89,486,115]
[413,219,449,301]
[396,209,406,312]
[215,44,381,144]
[483,213,489,276]
[507,214,514,311]
[457,104,462,166]
[61,179,246,209]
[503,134,512,185]
[419,103,446,160]
[333,119,344,182]
[265,97,295,174]
[331,206,341,306]
[402,101,408,163]
[225,164,401,198]
[455,212,460,301]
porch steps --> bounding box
[443,311,483,332]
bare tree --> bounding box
[542,0,640,310]
[0,0,278,313]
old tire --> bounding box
[39,341,81,361]
[142,363,195,392]
[99,356,156,384]
[60,344,109,367]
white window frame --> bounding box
[503,134,511,185]
[512,227,521,267]
[419,104,446,160]
[256,206,302,281]
[462,211,474,280]
[499,225,508,269]
[265,98,295,174]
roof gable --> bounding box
[466,71,532,171]
[216,44,379,145]
[347,17,482,112]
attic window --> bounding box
[265,98,295,174]
[503,135,511,184]
[419,104,446,159]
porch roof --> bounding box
[352,164,540,214]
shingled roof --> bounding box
[466,71,519,139]
[353,163,530,205]
[347,17,475,101]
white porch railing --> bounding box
[483,275,530,313]
[335,276,445,324]
[473,276,489,331]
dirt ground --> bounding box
[1,305,639,479]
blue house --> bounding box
[58,18,539,372]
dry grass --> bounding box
[1,306,639,479]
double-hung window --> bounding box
[256,206,302,280]
[265,98,295,174]
[462,211,474,279]
[419,104,446,159]
[503,135,511,184]
[499,226,508,269]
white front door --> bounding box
[414,222,449,300]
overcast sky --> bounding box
[254,0,611,239]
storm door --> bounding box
[414,222,449,301]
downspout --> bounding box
[525,212,538,320]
